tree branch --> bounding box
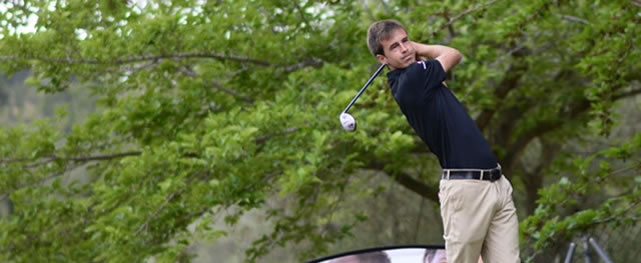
[68,151,142,162]
[438,0,501,31]
[124,60,161,74]
[293,2,311,29]
[368,161,439,202]
[0,157,31,165]
[1,53,326,75]
[282,58,324,73]
[613,87,641,100]
[211,82,254,104]
[504,100,590,170]
[135,191,182,235]
[3,126,304,169]
[391,171,439,202]
[0,52,272,66]
[559,15,590,25]
[178,66,254,104]
[505,85,641,169]
[488,67,579,171]
[441,11,457,44]
[476,55,529,130]
[177,58,323,104]
[520,138,560,215]
[0,151,142,169]
[2,127,299,199]
[22,151,142,168]
[255,127,300,145]
[476,46,531,130]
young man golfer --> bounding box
[367,20,520,263]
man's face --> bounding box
[377,29,416,70]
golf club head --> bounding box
[339,113,357,132]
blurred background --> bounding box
[0,0,639,262]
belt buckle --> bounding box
[490,169,499,181]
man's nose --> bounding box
[399,43,408,52]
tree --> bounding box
[0,0,639,262]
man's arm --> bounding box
[411,42,463,72]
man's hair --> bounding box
[354,251,391,263]
[423,249,446,263]
[423,249,436,263]
[367,19,407,56]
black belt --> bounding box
[441,167,502,182]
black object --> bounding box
[564,237,613,263]
[441,169,502,181]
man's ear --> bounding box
[375,54,387,65]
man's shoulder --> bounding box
[398,60,435,78]
[396,61,427,84]
[410,60,441,73]
[389,60,440,85]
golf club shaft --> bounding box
[342,64,386,113]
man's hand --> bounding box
[411,42,463,72]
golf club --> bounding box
[339,64,386,132]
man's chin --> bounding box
[405,56,417,64]
[403,59,416,68]
[389,60,415,70]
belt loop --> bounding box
[480,170,485,181]
[446,170,450,180]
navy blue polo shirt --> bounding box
[387,60,498,169]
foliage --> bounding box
[0,0,639,262]
[521,134,641,261]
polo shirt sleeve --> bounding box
[405,60,447,89]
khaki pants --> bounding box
[439,175,520,263]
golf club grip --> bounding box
[342,64,386,113]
